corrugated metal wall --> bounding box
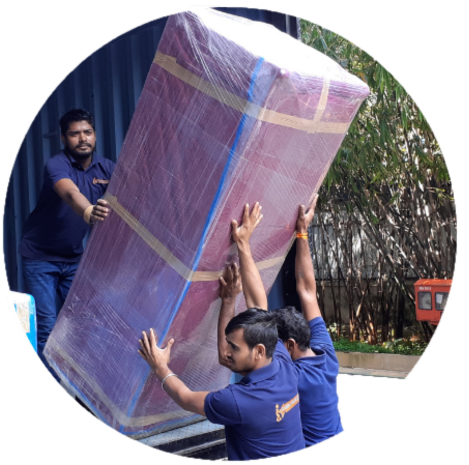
[4,8,298,296]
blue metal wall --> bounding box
[4,8,298,294]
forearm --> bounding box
[64,190,93,217]
[237,241,267,310]
[218,298,236,367]
[295,237,316,293]
[161,371,209,416]
[295,236,321,320]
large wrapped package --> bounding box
[45,8,369,436]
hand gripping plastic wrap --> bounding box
[44,8,369,437]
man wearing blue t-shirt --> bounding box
[19,108,115,378]
[271,196,343,446]
[138,203,305,460]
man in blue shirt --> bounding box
[270,196,343,446]
[19,108,115,379]
[138,203,305,460]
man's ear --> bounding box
[255,344,266,359]
[60,134,65,146]
[286,339,296,351]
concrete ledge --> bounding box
[336,351,420,373]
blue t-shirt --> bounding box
[204,341,305,460]
[19,151,115,262]
[294,317,343,446]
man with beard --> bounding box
[19,108,115,378]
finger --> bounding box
[149,328,159,350]
[138,339,146,359]
[311,195,319,211]
[165,338,175,356]
[254,214,263,228]
[231,219,238,235]
[96,199,109,206]
[231,263,239,285]
[297,205,306,224]
[232,262,239,279]
[251,202,260,218]
[92,211,108,220]
[219,276,227,287]
[137,350,147,361]
[93,205,109,214]
[235,267,242,289]
[306,195,318,213]
[226,264,234,283]
[139,338,149,354]
[242,204,249,223]
[142,331,150,353]
[92,210,108,218]
[306,196,318,222]
[222,265,230,279]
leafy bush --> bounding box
[333,337,427,356]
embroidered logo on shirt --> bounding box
[276,394,299,422]
[93,177,110,185]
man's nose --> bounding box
[79,132,87,141]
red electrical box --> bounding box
[414,279,451,326]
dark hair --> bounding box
[225,308,278,358]
[59,108,95,136]
[270,306,311,351]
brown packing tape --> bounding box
[153,51,349,135]
[104,194,289,282]
[105,194,194,281]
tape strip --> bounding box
[104,193,287,282]
[153,51,347,135]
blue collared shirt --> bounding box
[204,341,305,461]
[19,151,115,262]
[294,317,343,446]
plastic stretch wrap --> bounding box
[44,8,369,436]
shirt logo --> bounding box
[93,177,110,185]
[276,394,299,422]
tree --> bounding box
[300,21,456,343]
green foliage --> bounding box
[300,18,456,344]
[333,337,427,356]
[299,19,452,200]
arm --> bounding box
[232,203,267,310]
[139,328,209,416]
[218,264,242,368]
[54,178,110,224]
[295,195,322,322]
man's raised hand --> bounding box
[219,263,242,303]
[296,195,318,234]
[231,202,263,245]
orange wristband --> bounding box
[296,233,308,239]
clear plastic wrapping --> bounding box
[44,8,369,436]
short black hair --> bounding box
[270,306,311,351]
[59,108,95,136]
[225,308,278,358]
